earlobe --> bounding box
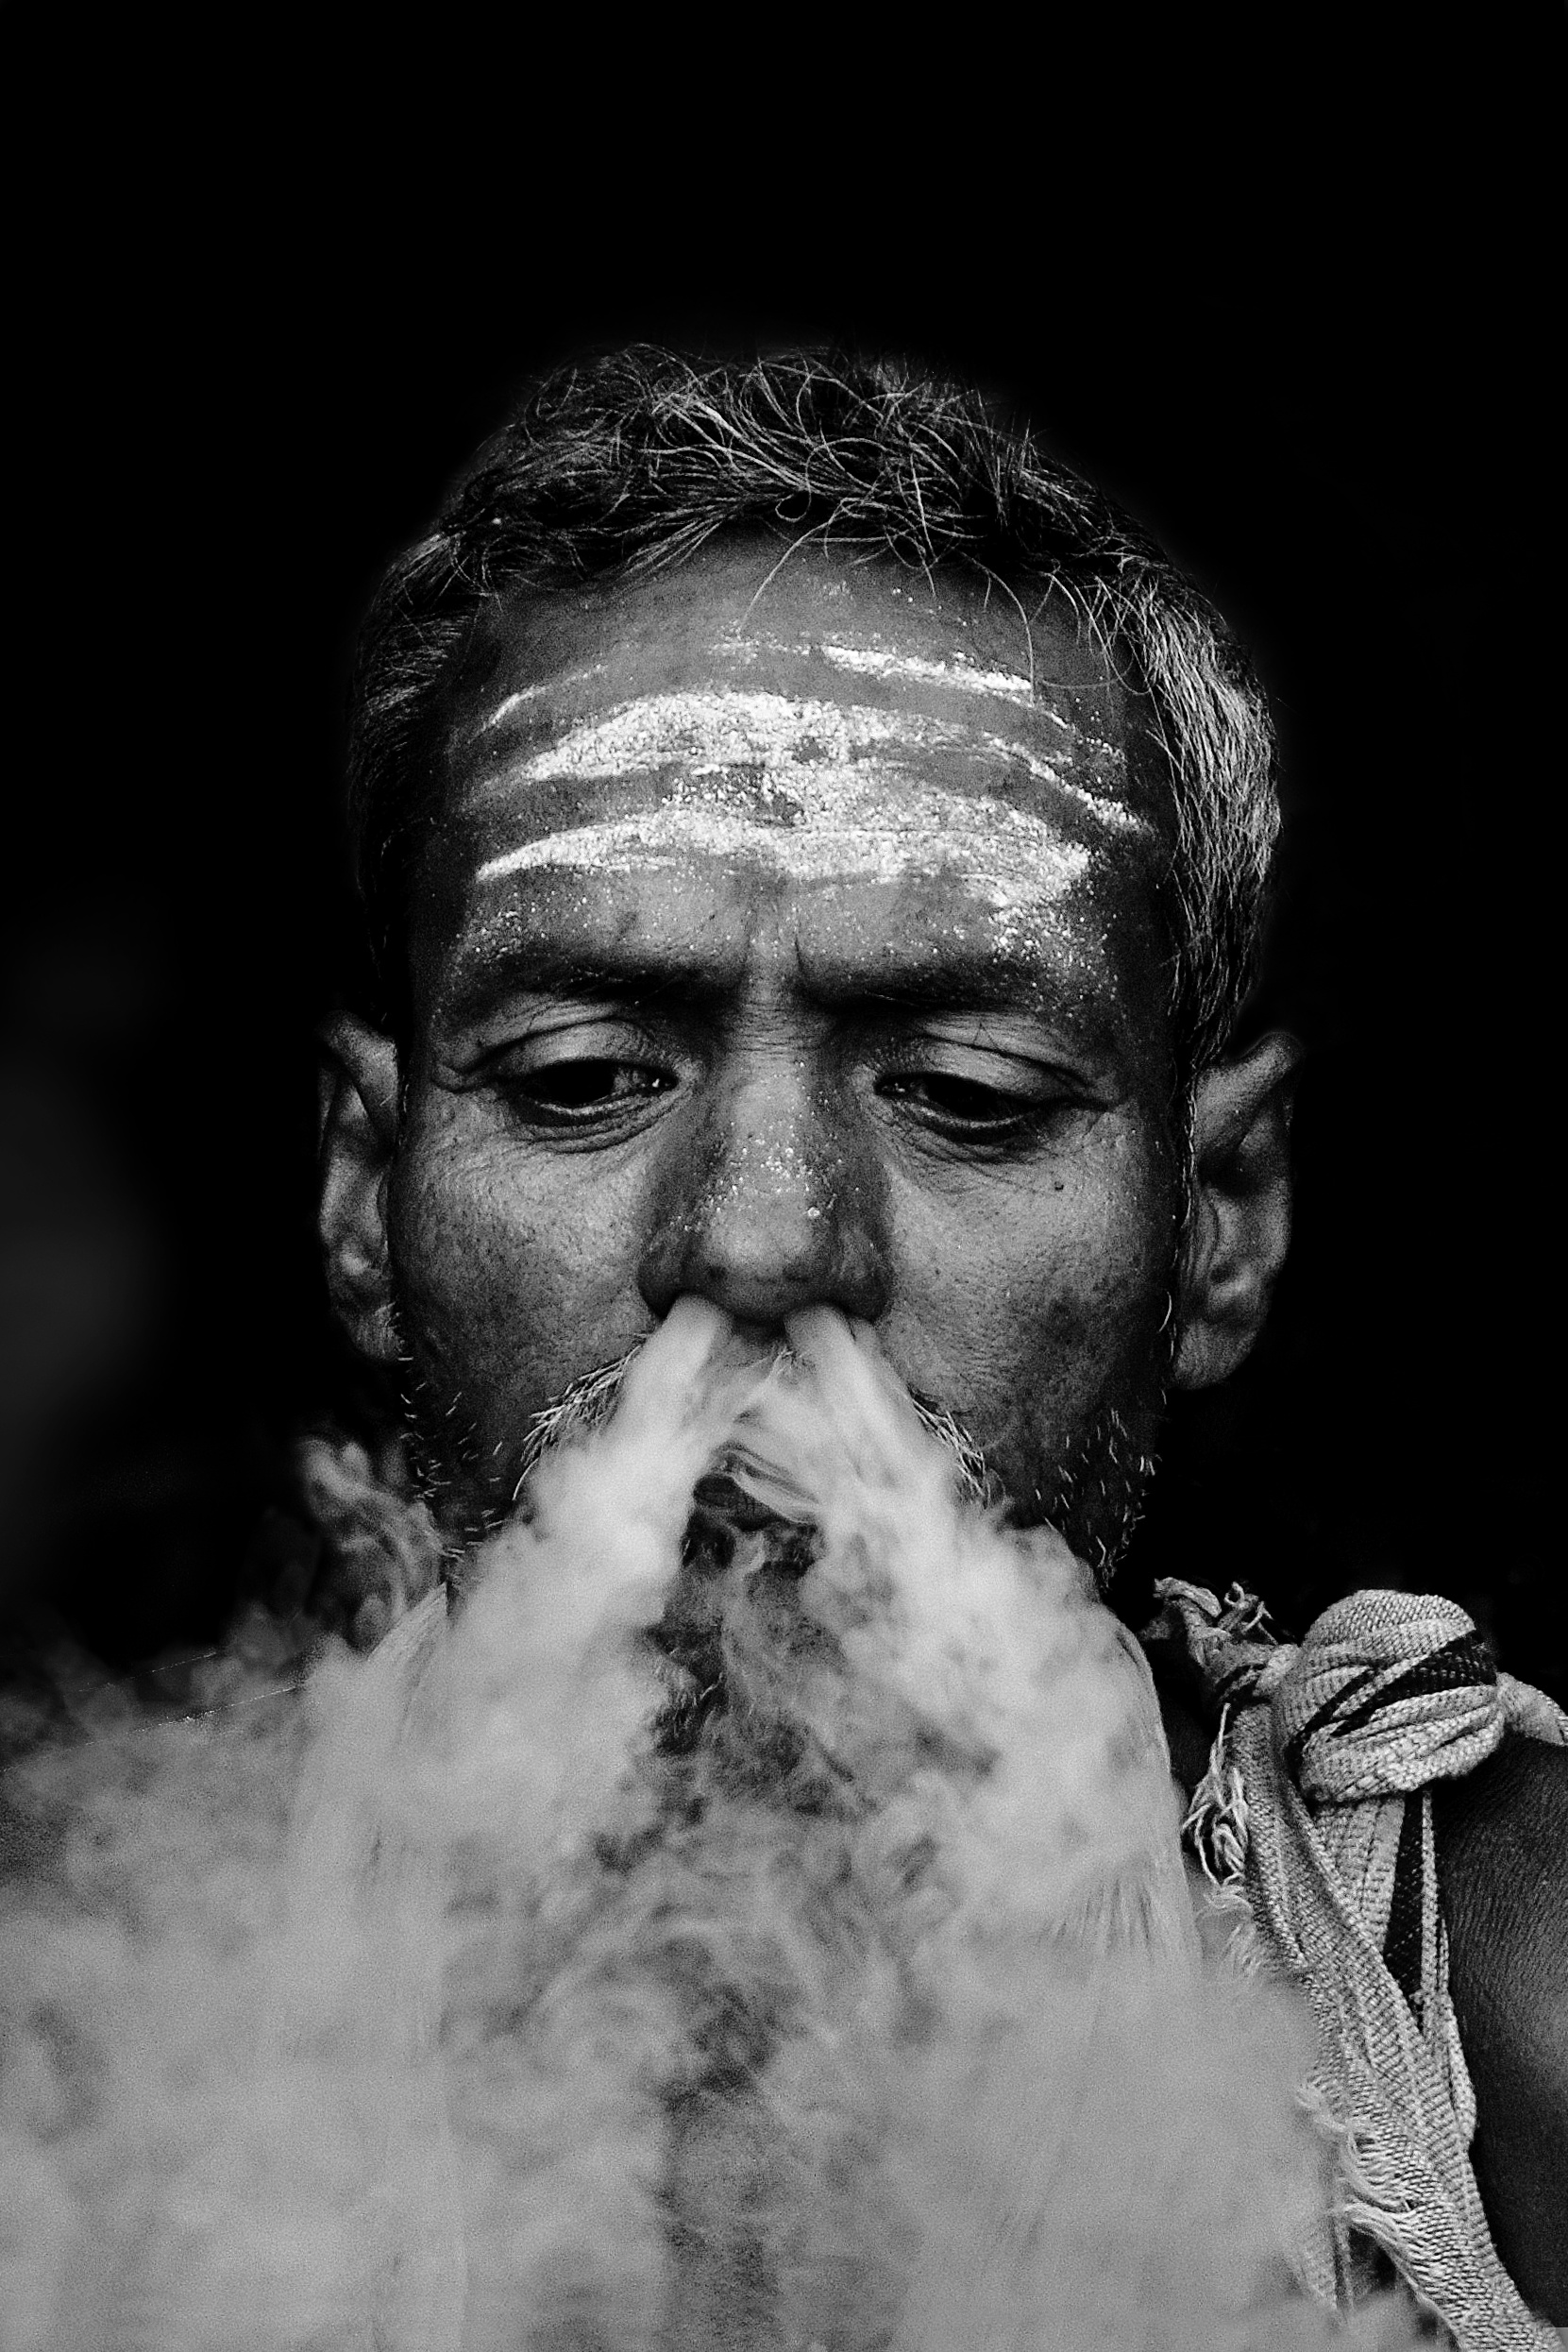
[317,1012,403,1362]
[1172,1031,1302,1391]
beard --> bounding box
[389,1277,1179,1603]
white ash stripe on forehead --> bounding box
[474,650,1067,736]
[488,690,1146,831]
[474,780,1094,900]
[717,635,1057,715]
[475,668,611,733]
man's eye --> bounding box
[499,1058,676,1119]
[877,1071,1045,1131]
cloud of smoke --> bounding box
[1,1300,1426,2349]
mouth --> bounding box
[646,1469,826,1763]
[682,1468,822,1582]
[688,1469,787,1536]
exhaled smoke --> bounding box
[396,1274,1170,1581]
[1,1302,1424,2349]
[506,1337,994,1513]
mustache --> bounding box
[511,1336,995,1513]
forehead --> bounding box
[414,542,1172,1025]
[445,540,1164,821]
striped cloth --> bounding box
[1157,1581,1568,2352]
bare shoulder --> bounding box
[1437,1734,1568,2321]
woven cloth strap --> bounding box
[1263,1591,1510,1802]
[1158,1580,1567,2352]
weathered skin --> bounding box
[322,543,1295,1548]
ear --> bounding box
[317,1011,403,1363]
[1172,1031,1302,1390]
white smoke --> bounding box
[1,1300,1426,2349]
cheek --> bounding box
[883,1119,1180,1421]
[384,1099,653,1419]
[1064,1122,1182,1311]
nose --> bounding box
[637,1064,890,1330]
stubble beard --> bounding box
[387,1279,1180,1599]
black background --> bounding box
[4,25,1561,1694]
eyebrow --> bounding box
[444,939,734,1024]
[439,934,1112,1043]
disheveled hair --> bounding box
[347,347,1279,1074]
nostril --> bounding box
[722,1314,789,1357]
[690,1267,809,1326]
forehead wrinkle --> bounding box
[713,633,1050,711]
[472,817,1093,904]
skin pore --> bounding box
[321,540,1295,1566]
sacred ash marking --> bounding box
[472,688,1147,908]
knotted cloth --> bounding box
[1159,1581,1568,2351]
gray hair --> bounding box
[347,347,1278,1075]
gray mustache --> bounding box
[512,1334,993,1511]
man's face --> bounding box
[382,541,1186,1554]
